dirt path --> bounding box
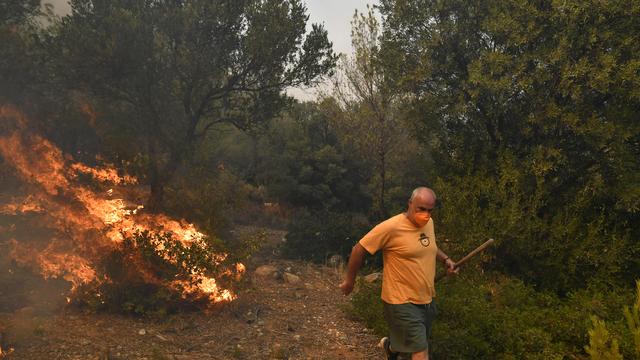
[0,228,382,359]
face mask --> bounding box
[414,212,431,227]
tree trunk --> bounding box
[379,150,387,219]
[147,139,165,211]
[149,175,165,211]
[377,113,388,220]
[247,132,259,183]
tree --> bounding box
[0,0,41,26]
[53,0,337,209]
[586,280,640,359]
[328,6,410,219]
[0,0,48,104]
[379,0,640,292]
[255,100,370,212]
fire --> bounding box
[0,105,242,304]
[0,345,15,359]
[71,163,137,185]
[0,195,43,215]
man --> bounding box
[339,187,457,360]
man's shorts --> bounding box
[383,301,438,354]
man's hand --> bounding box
[445,258,459,276]
[339,243,367,296]
[339,279,355,295]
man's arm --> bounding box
[437,248,459,276]
[339,243,368,295]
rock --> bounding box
[304,282,314,290]
[363,272,382,283]
[16,306,35,317]
[273,271,284,281]
[327,254,343,267]
[254,265,278,277]
[138,329,146,336]
[283,272,301,284]
[244,310,256,324]
[293,335,301,341]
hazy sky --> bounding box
[45,0,379,100]
[306,0,378,55]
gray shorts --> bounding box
[383,301,438,354]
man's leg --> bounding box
[378,336,399,360]
[411,349,428,360]
[411,301,436,360]
[381,303,428,360]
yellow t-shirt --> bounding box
[359,213,437,304]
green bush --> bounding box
[587,281,640,359]
[380,0,640,296]
[348,278,388,336]
[347,272,636,359]
[282,210,370,263]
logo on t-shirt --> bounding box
[419,233,430,247]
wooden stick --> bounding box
[436,238,494,282]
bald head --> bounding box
[410,187,436,203]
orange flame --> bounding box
[71,163,137,185]
[0,105,242,303]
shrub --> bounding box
[586,281,640,359]
[73,231,237,316]
[346,272,635,359]
[586,316,624,360]
[347,278,388,336]
[282,210,370,263]
[165,169,249,236]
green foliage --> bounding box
[0,1,52,106]
[431,153,633,294]
[432,275,566,359]
[0,0,41,25]
[164,163,251,236]
[52,0,337,208]
[348,272,638,359]
[74,231,233,316]
[624,282,640,355]
[256,101,371,213]
[328,6,427,219]
[282,210,370,262]
[379,0,640,293]
[586,317,623,360]
[347,278,388,336]
[587,281,640,359]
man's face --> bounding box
[407,193,436,227]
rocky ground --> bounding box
[0,228,383,359]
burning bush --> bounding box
[0,106,244,315]
[74,231,241,315]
